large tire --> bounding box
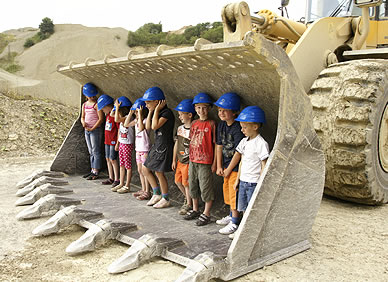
[308,60,388,204]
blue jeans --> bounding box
[85,128,103,170]
[238,181,257,212]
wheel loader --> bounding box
[14,0,387,280]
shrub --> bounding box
[24,38,35,48]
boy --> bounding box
[226,106,269,237]
[172,99,195,215]
[184,93,217,226]
[97,94,120,188]
[214,92,245,235]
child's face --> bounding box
[145,100,158,111]
[178,111,192,123]
[240,122,259,138]
[101,105,112,115]
[87,96,97,102]
[217,107,235,122]
[195,103,210,120]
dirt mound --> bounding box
[0,92,77,158]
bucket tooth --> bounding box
[32,205,103,236]
[16,194,81,220]
[66,219,137,255]
[108,234,184,274]
[176,252,226,282]
[16,176,69,197]
[16,170,65,189]
[15,184,73,206]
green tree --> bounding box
[39,17,54,35]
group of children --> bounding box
[81,83,269,237]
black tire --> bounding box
[308,60,388,204]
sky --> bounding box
[1,0,306,33]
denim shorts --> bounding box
[237,181,257,212]
[105,144,118,160]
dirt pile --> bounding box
[0,92,77,158]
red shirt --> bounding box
[189,119,216,164]
[104,114,119,145]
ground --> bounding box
[0,95,388,281]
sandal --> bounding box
[82,172,92,178]
[133,190,144,197]
[86,173,98,180]
[196,214,211,226]
[137,191,151,200]
[183,210,200,220]
[102,178,113,185]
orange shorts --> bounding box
[223,171,238,210]
[175,160,189,187]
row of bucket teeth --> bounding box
[16,170,65,189]
[15,170,224,281]
[16,175,69,197]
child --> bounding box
[127,98,152,201]
[98,94,120,188]
[82,83,104,180]
[227,106,269,237]
[142,87,175,209]
[184,93,217,226]
[172,99,195,215]
[112,96,134,194]
[214,92,245,235]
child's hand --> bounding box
[216,167,224,177]
[172,161,176,171]
[155,100,166,112]
[137,106,143,116]
[223,168,232,178]
[211,162,217,173]
[114,100,121,109]
[233,179,239,191]
[81,120,86,128]
[115,143,119,151]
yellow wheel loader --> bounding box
[15,0,387,280]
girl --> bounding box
[81,83,104,180]
[112,96,134,193]
[125,98,151,200]
[142,87,175,209]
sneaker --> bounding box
[229,233,235,240]
[111,181,120,188]
[146,194,162,206]
[153,198,170,209]
[117,186,130,194]
[179,203,191,215]
[111,184,123,192]
[219,222,238,235]
[216,215,231,225]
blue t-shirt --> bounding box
[216,120,245,171]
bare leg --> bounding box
[125,168,132,187]
[192,198,199,212]
[185,186,193,207]
[120,166,126,186]
[111,159,120,181]
[155,171,168,195]
[203,200,213,217]
[175,182,186,195]
[142,166,158,188]
[106,158,113,180]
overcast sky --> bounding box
[1,0,306,33]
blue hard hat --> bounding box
[214,92,241,111]
[174,99,196,114]
[131,98,146,110]
[82,83,98,97]
[192,93,213,105]
[118,96,132,108]
[97,94,114,111]
[235,106,266,123]
[142,86,165,101]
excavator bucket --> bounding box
[16,2,325,280]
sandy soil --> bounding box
[0,156,387,281]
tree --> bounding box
[39,17,54,35]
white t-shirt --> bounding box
[135,118,151,152]
[118,122,135,145]
[236,134,269,183]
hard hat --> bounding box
[82,83,98,97]
[192,92,213,105]
[131,98,146,110]
[174,99,196,114]
[117,96,132,108]
[214,92,241,111]
[236,106,266,123]
[97,94,114,111]
[142,86,165,101]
